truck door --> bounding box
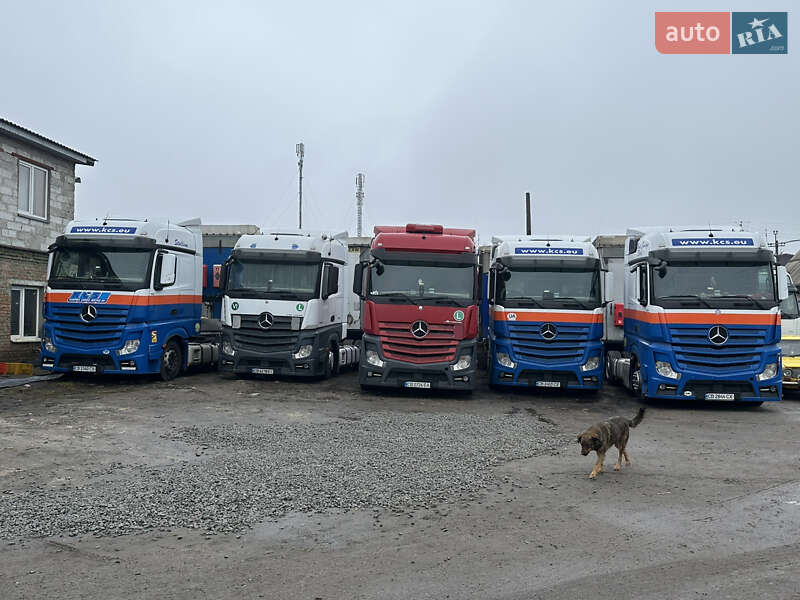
[320,263,341,328]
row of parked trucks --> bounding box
[40,219,792,403]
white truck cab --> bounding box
[218,230,359,377]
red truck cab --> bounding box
[353,224,479,391]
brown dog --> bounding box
[577,408,645,479]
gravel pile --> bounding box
[0,412,564,539]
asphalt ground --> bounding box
[1,371,799,599]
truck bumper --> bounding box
[40,341,157,376]
[489,343,604,390]
[218,330,328,378]
[629,340,782,402]
[646,375,781,402]
[358,334,476,391]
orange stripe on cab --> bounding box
[625,308,779,326]
[493,310,602,323]
[45,293,201,306]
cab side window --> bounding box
[638,265,649,306]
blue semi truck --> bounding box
[606,226,789,403]
[485,235,606,390]
[40,218,222,380]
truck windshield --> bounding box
[496,268,601,309]
[652,261,776,309]
[226,260,320,300]
[369,263,475,306]
[49,247,153,291]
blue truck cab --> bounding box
[40,218,218,380]
[609,226,789,403]
[486,235,605,390]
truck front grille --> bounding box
[378,321,458,364]
[669,325,767,374]
[232,315,300,353]
[50,305,129,349]
[507,322,590,364]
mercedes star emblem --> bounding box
[410,320,429,338]
[540,322,558,340]
[708,325,729,345]
[257,312,274,329]
[80,304,98,323]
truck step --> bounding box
[338,344,360,367]
[187,342,220,367]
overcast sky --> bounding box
[2,1,798,249]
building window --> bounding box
[18,160,48,220]
[10,286,42,342]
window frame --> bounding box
[17,159,49,222]
[10,284,43,343]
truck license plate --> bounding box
[72,365,97,373]
[705,393,735,401]
[404,381,431,389]
[251,368,274,375]
[535,381,561,388]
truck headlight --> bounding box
[581,356,600,372]
[293,344,313,359]
[117,339,140,356]
[655,360,680,380]
[496,352,516,369]
[222,340,235,355]
[366,349,384,367]
[784,368,793,378]
[452,354,472,371]
[43,336,57,353]
[758,362,778,381]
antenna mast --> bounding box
[296,142,305,229]
[355,173,365,237]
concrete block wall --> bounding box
[0,134,77,253]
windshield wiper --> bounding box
[551,296,595,310]
[658,295,713,309]
[373,292,418,304]
[715,295,768,309]
[424,294,471,307]
[504,296,545,308]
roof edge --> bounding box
[0,118,96,166]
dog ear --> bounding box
[576,434,582,443]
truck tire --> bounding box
[160,339,183,381]
[630,357,644,399]
[322,348,334,380]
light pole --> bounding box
[296,143,305,229]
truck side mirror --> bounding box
[155,253,177,289]
[353,263,364,298]
[488,270,496,304]
[777,266,789,301]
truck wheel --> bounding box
[322,348,334,379]
[160,339,182,381]
[330,342,340,376]
[630,358,644,399]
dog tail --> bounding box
[629,407,645,428]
